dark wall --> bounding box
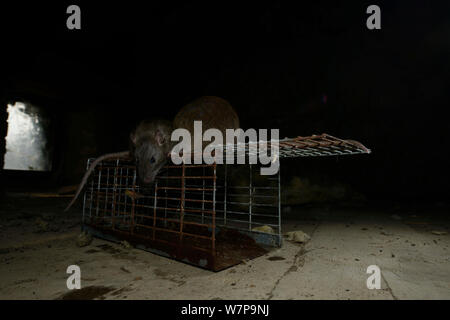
[0,1,449,202]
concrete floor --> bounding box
[0,197,449,300]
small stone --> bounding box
[76,231,93,247]
[120,240,132,249]
[284,230,310,243]
[120,267,131,273]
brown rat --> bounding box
[64,119,173,212]
[130,119,174,185]
[173,96,239,148]
[64,96,239,212]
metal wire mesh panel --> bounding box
[81,134,369,270]
[82,159,280,271]
[213,164,281,245]
[188,133,370,161]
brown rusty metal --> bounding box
[178,164,186,252]
[111,160,118,230]
[277,134,371,157]
[84,159,253,270]
[176,133,370,159]
[212,163,216,255]
[83,133,369,270]
[130,168,137,234]
[152,180,158,240]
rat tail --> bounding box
[63,151,130,212]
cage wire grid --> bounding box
[81,134,370,270]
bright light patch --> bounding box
[3,102,52,171]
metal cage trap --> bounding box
[82,134,370,271]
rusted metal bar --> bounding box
[164,170,168,228]
[82,133,368,270]
[164,164,216,169]
[153,196,214,204]
[212,163,216,256]
[157,186,215,191]
[249,164,252,231]
[99,201,217,214]
[103,166,110,217]
[111,159,119,229]
[179,164,186,248]
[223,164,227,226]
[95,162,102,224]
[152,179,158,240]
[201,166,205,224]
[135,223,213,241]
[123,165,129,225]
[130,167,137,234]
[134,215,214,229]
[156,175,216,179]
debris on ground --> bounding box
[284,230,311,243]
[390,214,402,220]
[268,256,286,261]
[120,240,132,249]
[251,225,274,234]
[431,230,447,236]
[120,266,131,273]
[76,231,93,247]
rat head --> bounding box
[130,122,172,186]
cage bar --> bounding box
[82,134,370,271]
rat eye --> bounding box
[150,157,155,164]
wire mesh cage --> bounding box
[81,134,370,271]
[82,159,281,271]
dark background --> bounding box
[0,1,449,205]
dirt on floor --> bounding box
[1,196,449,300]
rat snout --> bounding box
[137,168,155,186]
[143,176,153,184]
[139,169,158,185]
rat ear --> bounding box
[130,132,136,145]
[155,129,166,146]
